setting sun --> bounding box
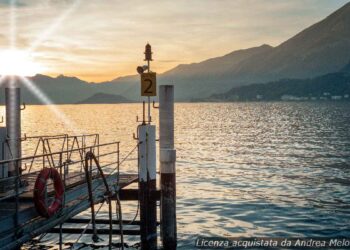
[0,49,44,77]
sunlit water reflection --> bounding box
[10,102,350,249]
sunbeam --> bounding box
[9,0,16,49]
[19,76,83,135]
[27,0,82,53]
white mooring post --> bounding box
[138,124,157,249]
[159,85,177,249]
[5,86,21,177]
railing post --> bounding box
[159,85,177,249]
[138,124,157,249]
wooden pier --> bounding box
[0,44,177,250]
[0,173,138,248]
[0,139,139,249]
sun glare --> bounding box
[0,49,44,77]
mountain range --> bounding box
[1,2,350,104]
[159,1,350,100]
[206,62,350,102]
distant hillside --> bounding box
[165,45,273,79]
[76,93,132,104]
[23,74,94,104]
[206,63,350,102]
[1,3,350,103]
[114,2,350,100]
[110,45,275,101]
[0,74,141,105]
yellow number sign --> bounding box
[141,72,157,96]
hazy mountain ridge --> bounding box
[1,3,349,104]
[157,2,350,100]
[0,74,139,104]
[76,92,132,104]
[163,44,274,78]
[205,62,350,102]
[105,2,350,101]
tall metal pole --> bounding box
[139,43,157,249]
[145,44,152,124]
[159,85,177,249]
[5,79,21,177]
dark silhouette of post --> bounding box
[159,85,177,249]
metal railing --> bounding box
[0,134,123,239]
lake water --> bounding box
[15,102,350,249]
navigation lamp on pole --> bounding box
[144,43,153,62]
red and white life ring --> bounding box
[33,167,64,218]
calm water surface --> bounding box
[12,102,350,249]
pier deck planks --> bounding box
[0,171,138,249]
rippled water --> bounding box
[12,102,350,249]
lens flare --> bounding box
[19,76,83,135]
[2,0,84,134]
[10,0,16,49]
[28,0,82,53]
[0,49,44,77]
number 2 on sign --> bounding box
[144,79,153,94]
[141,72,157,96]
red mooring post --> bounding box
[159,85,177,249]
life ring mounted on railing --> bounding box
[33,167,64,218]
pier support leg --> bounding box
[5,86,21,177]
[159,85,177,250]
[4,81,22,250]
[138,125,157,250]
[0,127,7,179]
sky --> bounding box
[0,0,348,82]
